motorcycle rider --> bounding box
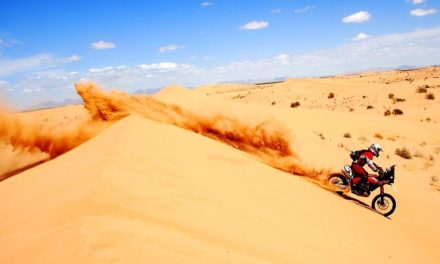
[351,143,385,194]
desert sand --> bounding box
[0,66,439,263]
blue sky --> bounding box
[1,0,439,109]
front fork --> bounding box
[379,185,385,204]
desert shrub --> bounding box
[366,105,373,109]
[416,87,428,93]
[271,101,276,105]
[388,93,394,99]
[387,136,397,141]
[431,175,438,186]
[358,136,368,142]
[290,102,300,108]
[318,133,325,140]
[392,109,404,115]
[426,93,435,100]
[349,108,354,112]
[328,92,335,99]
[395,147,412,159]
[374,133,383,139]
[413,151,424,158]
[394,98,406,102]
[384,110,391,116]
[343,133,351,138]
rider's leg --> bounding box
[351,164,368,185]
[367,176,385,186]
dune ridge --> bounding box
[1,82,328,181]
[76,82,329,179]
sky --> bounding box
[0,0,439,109]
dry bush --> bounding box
[388,93,394,99]
[392,109,404,115]
[387,135,397,141]
[413,151,424,158]
[374,133,383,139]
[358,136,368,142]
[328,92,335,99]
[290,102,300,108]
[271,101,276,105]
[395,147,412,159]
[318,133,325,140]
[431,175,439,187]
[426,93,435,100]
[349,108,354,112]
[393,98,406,103]
[343,133,351,138]
[416,87,428,93]
[384,109,391,116]
[367,105,373,109]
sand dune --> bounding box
[1,67,439,263]
[0,115,436,263]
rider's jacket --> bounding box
[353,150,379,172]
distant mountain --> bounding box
[132,87,164,95]
[219,76,287,85]
[28,98,83,111]
[395,65,420,71]
[342,65,422,75]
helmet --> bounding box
[369,143,383,157]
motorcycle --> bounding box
[329,165,397,217]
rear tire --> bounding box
[372,193,396,217]
[328,174,349,191]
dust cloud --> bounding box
[1,82,329,181]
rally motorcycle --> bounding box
[329,165,397,217]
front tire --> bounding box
[372,193,396,217]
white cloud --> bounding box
[0,80,14,93]
[91,40,116,50]
[0,54,83,77]
[0,38,3,45]
[201,2,213,7]
[410,8,437,16]
[4,26,440,109]
[271,9,282,14]
[294,5,315,13]
[240,20,269,30]
[66,54,81,62]
[342,11,371,23]
[411,0,426,4]
[159,44,184,53]
[353,33,371,41]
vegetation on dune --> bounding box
[392,109,404,115]
[426,93,435,100]
[374,133,383,139]
[290,102,300,108]
[395,147,412,159]
[416,87,428,93]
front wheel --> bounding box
[372,193,396,217]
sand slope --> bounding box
[0,114,437,263]
[1,67,439,263]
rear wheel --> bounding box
[372,193,396,217]
[328,174,349,191]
